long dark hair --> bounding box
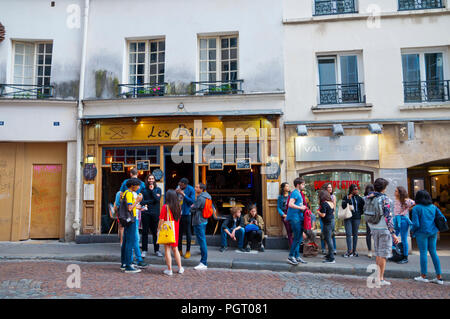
[319,189,332,203]
[280,182,288,195]
[145,174,156,188]
[165,189,181,221]
[396,186,409,208]
[415,190,433,206]
[364,184,374,196]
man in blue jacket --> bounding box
[176,177,196,259]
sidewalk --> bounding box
[0,240,449,281]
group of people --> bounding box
[113,168,266,276]
[277,177,447,285]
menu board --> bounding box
[236,158,251,170]
[136,160,150,171]
[111,162,124,172]
[208,159,223,171]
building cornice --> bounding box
[0,98,78,106]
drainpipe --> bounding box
[74,0,90,237]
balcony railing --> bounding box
[398,0,444,10]
[318,83,365,105]
[0,84,54,99]
[314,0,357,16]
[118,82,168,98]
[191,80,244,95]
[403,80,450,103]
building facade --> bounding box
[282,0,450,242]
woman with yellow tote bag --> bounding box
[157,189,183,276]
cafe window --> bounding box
[102,147,160,165]
[302,170,373,234]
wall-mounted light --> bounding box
[296,125,308,136]
[332,124,344,136]
[132,117,138,123]
[368,123,382,134]
[177,102,185,110]
[428,169,449,173]
[85,154,95,164]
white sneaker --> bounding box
[380,280,391,286]
[178,267,185,274]
[429,278,443,285]
[141,251,147,257]
[163,269,173,276]
[194,263,208,270]
[414,276,429,283]
[367,251,372,258]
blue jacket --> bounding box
[180,184,196,216]
[119,178,145,194]
[411,204,446,236]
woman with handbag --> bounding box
[243,204,265,252]
[392,186,414,264]
[157,189,183,276]
[411,190,447,285]
[341,184,365,258]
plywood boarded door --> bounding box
[30,164,62,239]
[0,144,17,241]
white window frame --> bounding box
[401,47,448,84]
[197,34,239,84]
[315,51,364,105]
[126,38,166,86]
[11,41,53,86]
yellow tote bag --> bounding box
[157,206,176,245]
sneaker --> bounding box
[239,247,250,253]
[323,259,336,264]
[367,251,373,258]
[352,252,359,257]
[120,264,126,271]
[259,244,265,252]
[155,251,163,257]
[194,263,208,270]
[430,278,444,285]
[287,256,299,265]
[414,276,429,283]
[184,251,191,259]
[141,251,147,258]
[219,247,227,253]
[178,267,185,274]
[397,258,408,264]
[343,252,352,258]
[321,249,326,255]
[334,250,337,255]
[380,280,391,286]
[125,266,141,274]
[296,257,308,264]
[163,269,173,276]
[136,261,148,268]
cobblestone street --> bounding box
[0,260,448,299]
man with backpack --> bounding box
[190,183,213,270]
[364,178,399,286]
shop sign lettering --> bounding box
[314,180,360,190]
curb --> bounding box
[2,255,449,281]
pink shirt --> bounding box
[394,198,415,216]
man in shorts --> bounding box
[365,178,399,286]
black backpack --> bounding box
[435,206,449,232]
[118,190,135,227]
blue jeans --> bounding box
[320,218,336,251]
[344,218,361,253]
[121,222,137,267]
[133,220,143,262]
[288,219,304,258]
[394,216,410,257]
[322,220,335,260]
[194,223,208,266]
[416,233,442,276]
[221,227,245,249]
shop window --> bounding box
[302,170,373,234]
[102,147,160,165]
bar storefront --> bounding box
[81,115,283,237]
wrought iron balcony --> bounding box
[398,0,444,10]
[314,0,357,16]
[318,83,365,105]
[191,80,244,95]
[118,82,168,98]
[403,80,450,103]
[0,84,54,99]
